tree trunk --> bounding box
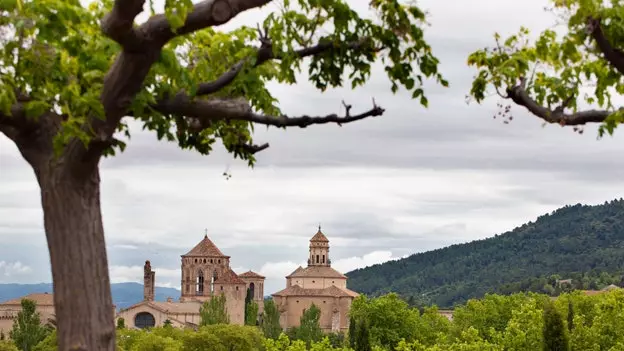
[40,164,115,351]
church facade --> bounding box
[116,235,265,329]
[272,228,358,333]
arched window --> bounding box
[210,270,217,294]
[316,255,319,263]
[196,270,204,296]
[134,312,155,329]
[249,282,255,299]
[322,255,325,263]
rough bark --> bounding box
[39,163,115,351]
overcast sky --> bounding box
[1,0,624,296]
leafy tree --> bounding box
[245,300,259,326]
[543,300,570,351]
[467,1,624,136]
[163,319,172,328]
[349,293,419,348]
[9,299,50,351]
[261,299,282,340]
[293,304,323,347]
[200,294,230,326]
[0,0,444,348]
[326,332,345,348]
[0,342,18,351]
[31,332,57,351]
[195,324,264,351]
[116,318,125,330]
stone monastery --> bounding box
[0,227,358,335]
[119,227,359,332]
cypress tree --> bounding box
[348,316,357,348]
[543,301,570,351]
[244,288,253,324]
[566,300,574,332]
[355,319,371,351]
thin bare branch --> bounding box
[506,80,617,125]
[587,17,624,75]
[153,95,385,129]
[237,142,270,154]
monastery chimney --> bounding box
[143,260,155,301]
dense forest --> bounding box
[10,290,624,351]
[346,199,624,308]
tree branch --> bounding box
[93,0,275,166]
[153,95,385,129]
[195,30,374,96]
[587,17,624,75]
[140,0,273,45]
[0,95,39,131]
[100,0,147,51]
[0,124,19,142]
[506,77,617,125]
[237,142,269,154]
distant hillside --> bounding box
[0,282,180,310]
[346,199,624,308]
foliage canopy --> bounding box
[467,0,624,135]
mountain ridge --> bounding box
[0,282,180,310]
[346,199,624,307]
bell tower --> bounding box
[143,260,155,301]
[308,225,330,267]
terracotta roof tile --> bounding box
[1,293,54,306]
[216,267,246,285]
[272,285,358,298]
[310,229,329,243]
[120,300,202,314]
[183,235,228,257]
[288,266,304,276]
[238,270,265,279]
[150,301,202,314]
[287,266,346,279]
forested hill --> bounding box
[346,199,624,308]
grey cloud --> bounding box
[3,0,624,290]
